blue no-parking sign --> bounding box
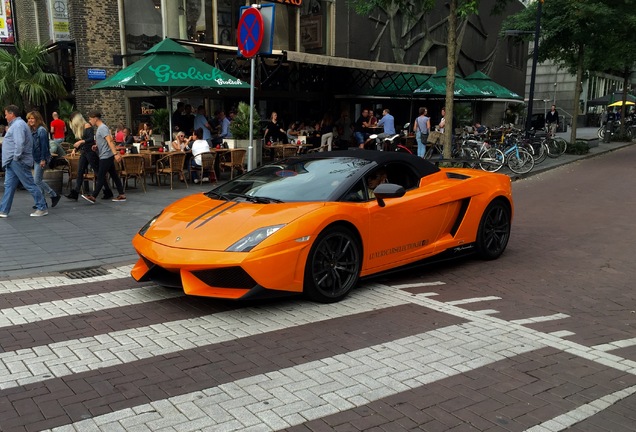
[237,4,275,57]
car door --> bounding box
[363,165,452,271]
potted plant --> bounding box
[229,102,262,166]
[151,108,170,144]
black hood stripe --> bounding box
[195,202,241,229]
[186,201,233,228]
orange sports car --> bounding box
[132,150,513,302]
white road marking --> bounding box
[511,313,570,325]
[0,264,133,294]
[447,296,502,305]
[0,286,409,390]
[0,286,182,328]
[50,320,543,432]
[524,385,636,432]
[593,337,636,352]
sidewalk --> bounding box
[0,129,632,279]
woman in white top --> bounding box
[189,128,211,183]
[172,132,191,152]
[413,107,431,158]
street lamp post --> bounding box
[505,0,543,136]
[525,0,543,137]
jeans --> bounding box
[33,163,58,198]
[91,156,124,197]
[0,159,47,214]
[416,132,428,157]
[354,131,367,145]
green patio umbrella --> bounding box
[91,38,250,132]
[413,68,491,98]
[368,73,431,97]
[464,70,522,101]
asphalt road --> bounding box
[0,142,635,431]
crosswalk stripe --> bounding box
[0,264,132,295]
[0,285,408,390]
[0,285,182,328]
[50,320,544,432]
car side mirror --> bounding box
[373,183,405,207]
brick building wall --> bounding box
[67,0,126,127]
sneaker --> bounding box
[112,195,126,202]
[30,209,49,217]
[81,194,96,204]
[0,212,8,218]
[51,195,61,208]
[194,179,200,184]
[202,177,210,183]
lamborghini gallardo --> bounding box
[132,150,513,302]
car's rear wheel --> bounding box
[304,226,361,303]
[476,200,511,260]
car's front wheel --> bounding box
[476,200,511,260]
[304,226,361,303]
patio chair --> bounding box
[64,155,95,193]
[156,152,188,189]
[120,154,146,192]
[220,148,246,179]
[190,151,216,184]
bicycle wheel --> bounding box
[533,141,548,164]
[553,137,567,155]
[458,146,479,168]
[598,127,605,140]
[507,148,535,174]
[479,148,504,172]
[545,138,560,158]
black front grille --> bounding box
[192,267,256,289]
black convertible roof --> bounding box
[292,149,440,178]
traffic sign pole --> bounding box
[237,6,265,171]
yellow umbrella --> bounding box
[608,100,635,107]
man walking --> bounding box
[0,105,48,217]
[81,111,126,204]
[546,104,560,135]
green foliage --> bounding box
[151,108,170,139]
[0,41,67,111]
[57,100,76,142]
[454,103,472,127]
[567,140,589,155]
[229,102,261,140]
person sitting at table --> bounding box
[114,123,125,143]
[368,110,378,127]
[172,131,191,152]
[138,122,153,142]
[287,121,300,143]
[122,127,135,146]
[189,128,211,183]
[307,121,321,149]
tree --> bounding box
[503,0,636,143]
[349,0,509,159]
[0,42,67,112]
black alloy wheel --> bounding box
[476,200,511,260]
[304,226,361,303]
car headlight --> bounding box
[139,212,162,237]
[226,224,285,252]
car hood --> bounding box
[141,193,324,251]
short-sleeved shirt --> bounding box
[96,123,114,159]
[194,114,212,140]
[50,118,66,139]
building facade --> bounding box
[9,0,527,131]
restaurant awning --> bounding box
[413,68,490,98]
[285,51,436,75]
[464,70,523,101]
[366,73,431,97]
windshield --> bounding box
[211,157,372,202]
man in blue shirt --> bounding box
[193,105,212,141]
[376,108,396,140]
[212,110,231,145]
[0,105,48,217]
